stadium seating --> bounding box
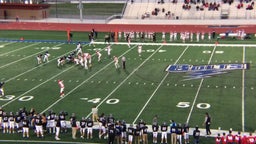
[123,0,256,20]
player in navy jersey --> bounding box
[98,113,107,139]
[22,116,29,138]
[161,122,168,144]
[8,112,15,134]
[108,123,116,144]
[152,122,159,144]
[15,111,22,133]
[59,111,67,133]
[170,120,177,144]
[47,111,56,134]
[70,113,77,139]
[115,121,122,144]
[138,119,146,141]
[142,124,149,144]
[55,116,61,140]
[128,124,134,144]
[2,112,8,133]
[134,124,141,144]
[176,123,183,144]
[193,125,200,144]
[121,120,127,143]
[86,117,94,139]
[34,114,44,138]
[79,117,86,139]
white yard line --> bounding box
[84,45,165,119]
[242,46,245,132]
[0,43,63,69]
[0,43,40,56]
[132,46,189,124]
[40,45,134,114]
[186,45,217,124]
[0,42,15,48]
[2,65,75,107]
[4,43,68,83]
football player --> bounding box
[80,117,86,139]
[47,110,56,134]
[160,122,168,144]
[76,42,83,55]
[2,112,8,133]
[0,82,5,96]
[22,116,29,138]
[152,121,159,144]
[43,51,50,63]
[106,44,111,58]
[86,117,94,139]
[113,56,119,69]
[8,112,15,134]
[36,54,42,65]
[33,114,44,138]
[98,113,106,139]
[58,80,65,97]
[138,44,142,57]
[127,124,134,144]
[96,50,102,62]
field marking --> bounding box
[242,46,245,132]
[0,42,15,48]
[2,64,75,107]
[40,44,134,114]
[3,44,105,108]
[0,43,40,56]
[4,43,67,83]
[132,46,189,124]
[0,43,63,69]
[84,45,164,120]
[186,45,217,124]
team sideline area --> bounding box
[0,40,256,144]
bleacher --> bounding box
[122,0,256,20]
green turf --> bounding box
[0,31,255,143]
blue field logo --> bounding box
[165,63,249,81]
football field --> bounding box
[0,40,256,143]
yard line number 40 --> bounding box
[177,102,211,109]
[0,95,120,105]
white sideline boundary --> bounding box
[94,41,256,47]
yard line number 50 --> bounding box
[176,102,211,109]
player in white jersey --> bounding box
[96,51,102,62]
[106,44,111,58]
[43,51,50,63]
[87,53,92,68]
[89,37,95,47]
[57,57,65,67]
[76,42,83,55]
[138,45,142,57]
[58,80,65,97]
[113,56,120,69]
[36,54,42,65]
[83,53,89,69]
[0,82,4,96]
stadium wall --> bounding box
[0,21,256,34]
